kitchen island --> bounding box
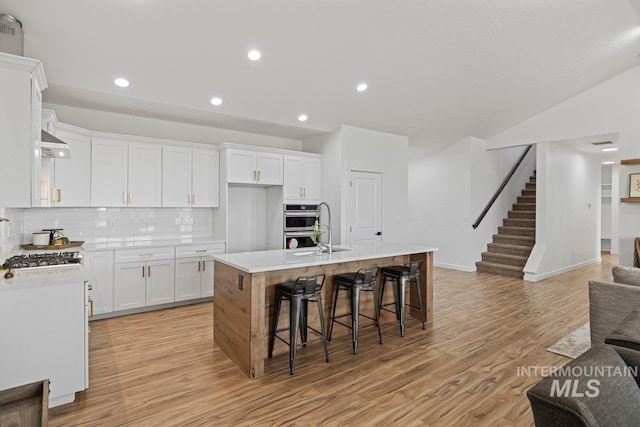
[213,243,437,378]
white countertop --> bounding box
[213,243,438,273]
[0,264,92,291]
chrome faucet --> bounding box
[316,202,332,254]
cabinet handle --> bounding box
[123,192,127,204]
[257,171,261,181]
[197,261,201,272]
[88,297,94,318]
[192,193,196,205]
[148,266,151,277]
[142,266,145,277]
[57,189,62,203]
[202,261,206,271]
[188,193,192,204]
[41,181,49,201]
[303,187,306,197]
[88,284,93,291]
[128,192,133,204]
[252,170,256,181]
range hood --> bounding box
[41,130,71,159]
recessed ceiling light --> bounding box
[248,50,261,61]
[210,97,223,106]
[602,147,618,152]
[114,78,129,88]
[357,83,368,92]
[602,161,616,165]
[298,114,308,122]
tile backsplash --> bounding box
[0,207,216,259]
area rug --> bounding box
[546,323,591,359]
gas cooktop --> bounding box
[3,251,83,270]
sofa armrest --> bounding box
[589,280,640,345]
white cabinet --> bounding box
[0,53,46,207]
[283,155,322,202]
[174,243,225,300]
[227,149,283,185]
[114,247,175,311]
[85,250,114,315]
[40,127,91,207]
[0,281,87,407]
[162,146,219,207]
[91,139,162,207]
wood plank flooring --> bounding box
[49,254,617,426]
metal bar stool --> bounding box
[268,274,329,375]
[379,260,425,337]
[328,266,382,354]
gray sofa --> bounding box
[589,266,640,345]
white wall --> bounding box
[408,137,535,271]
[341,125,409,245]
[0,208,23,261]
[486,65,640,266]
[45,104,303,151]
[524,143,600,281]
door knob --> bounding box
[375,231,382,236]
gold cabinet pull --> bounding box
[257,170,261,181]
[202,260,206,271]
[147,266,151,277]
[88,297,94,317]
[188,193,192,204]
[197,261,201,272]
[195,249,207,253]
[123,192,127,204]
[88,284,93,291]
[142,266,145,277]
[57,189,62,203]
[128,192,133,204]
[192,193,196,205]
[252,171,256,181]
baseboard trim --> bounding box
[523,257,601,282]
[434,261,476,272]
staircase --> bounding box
[475,173,536,279]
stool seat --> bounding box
[381,265,411,276]
[380,260,425,337]
[334,272,368,285]
[329,266,382,354]
[277,281,323,294]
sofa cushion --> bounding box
[605,310,640,352]
[527,344,640,427]
[612,266,640,287]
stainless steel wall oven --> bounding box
[283,204,319,249]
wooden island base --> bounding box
[214,249,434,379]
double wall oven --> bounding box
[283,204,319,249]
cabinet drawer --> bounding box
[114,246,175,263]
[175,243,226,259]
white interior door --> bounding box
[347,171,382,244]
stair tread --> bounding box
[481,252,527,261]
[488,242,533,250]
[476,261,524,272]
[493,234,534,241]
[499,226,535,231]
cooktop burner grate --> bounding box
[3,251,83,270]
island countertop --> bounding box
[212,243,438,273]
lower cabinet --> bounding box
[85,250,114,315]
[113,247,175,311]
[95,242,225,315]
[175,243,226,301]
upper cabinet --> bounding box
[40,124,91,207]
[91,139,162,207]
[162,146,219,207]
[226,148,283,185]
[283,154,322,203]
[0,53,46,207]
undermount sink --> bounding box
[291,251,315,256]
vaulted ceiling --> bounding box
[2,0,640,149]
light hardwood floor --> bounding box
[50,254,617,426]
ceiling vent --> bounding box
[591,141,613,146]
[0,14,23,56]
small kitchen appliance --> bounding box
[0,14,23,56]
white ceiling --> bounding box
[2,0,640,149]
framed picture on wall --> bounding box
[630,173,640,197]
